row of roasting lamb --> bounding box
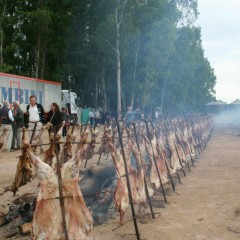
[2,116,212,238]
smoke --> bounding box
[213,108,240,127]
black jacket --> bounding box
[0,106,12,124]
[13,107,24,127]
[46,110,62,131]
[26,103,46,124]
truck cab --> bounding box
[61,90,81,124]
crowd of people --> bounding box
[0,96,151,152]
[88,109,111,127]
[0,96,69,153]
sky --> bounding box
[196,0,240,103]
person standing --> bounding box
[0,101,14,152]
[125,106,137,128]
[11,101,24,151]
[94,110,101,127]
[61,108,69,137]
[46,103,62,133]
[89,110,94,127]
[26,96,45,153]
[46,103,62,152]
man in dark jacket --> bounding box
[0,101,14,152]
[26,96,45,153]
[11,101,24,151]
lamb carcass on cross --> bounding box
[60,132,77,166]
[0,126,9,150]
[142,133,168,190]
[22,129,93,239]
[108,140,129,224]
[83,127,99,166]
[43,122,65,167]
[6,128,34,195]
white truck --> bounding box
[61,90,81,124]
[0,72,81,123]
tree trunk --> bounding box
[95,75,99,108]
[116,5,121,118]
[40,45,46,79]
[143,65,149,112]
[115,0,127,119]
[131,38,140,108]
[95,56,99,108]
[101,60,107,112]
[0,2,6,68]
[0,29,3,67]
[40,29,48,78]
[160,76,167,114]
[35,37,40,78]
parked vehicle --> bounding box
[0,72,81,124]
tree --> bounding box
[0,0,216,116]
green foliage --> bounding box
[0,0,216,116]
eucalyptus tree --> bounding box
[0,0,19,72]
[0,0,216,116]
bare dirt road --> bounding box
[0,126,240,240]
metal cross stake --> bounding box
[149,121,175,192]
[144,120,167,204]
[132,122,155,219]
[53,127,69,240]
[116,121,141,240]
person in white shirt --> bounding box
[89,110,94,127]
[26,96,45,153]
[94,110,101,126]
[0,101,14,152]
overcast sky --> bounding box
[197,0,240,103]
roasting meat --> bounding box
[6,128,34,195]
[0,126,8,150]
[108,141,129,224]
[131,142,147,210]
[98,125,111,159]
[125,141,138,204]
[42,133,56,166]
[142,134,168,189]
[60,133,76,166]
[83,127,99,162]
[22,129,93,239]
[43,122,65,167]
[167,131,182,173]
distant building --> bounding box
[205,100,228,114]
[228,99,240,111]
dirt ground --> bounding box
[0,125,240,240]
